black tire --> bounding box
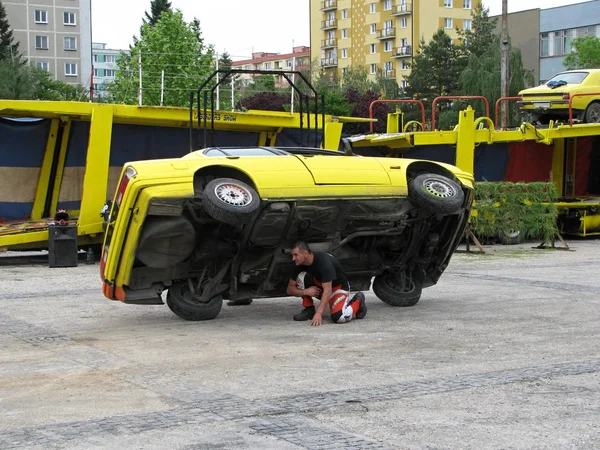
[166,281,223,321]
[409,173,464,215]
[227,298,253,306]
[585,102,600,124]
[203,178,260,226]
[497,229,524,245]
[372,272,422,307]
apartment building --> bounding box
[91,42,126,96]
[3,0,92,86]
[232,46,310,88]
[494,0,600,84]
[310,0,480,87]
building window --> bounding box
[370,3,376,13]
[384,20,392,29]
[341,48,348,58]
[342,67,348,75]
[36,61,49,71]
[444,18,453,29]
[370,63,376,74]
[64,37,77,51]
[384,41,392,52]
[105,55,116,63]
[401,80,407,89]
[384,0,392,11]
[63,12,76,26]
[401,60,409,70]
[342,28,348,39]
[540,32,549,57]
[370,23,376,34]
[286,59,292,67]
[384,61,393,71]
[264,62,272,69]
[400,17,408,28]
[553,30,572,56]
[444,0,452,7]
[370,43,376,54]
[35,35,48,49]
[65,63,77,76]
[105,69,115,77]
[93,68,100,77]
[463,19,472,30]
[34,10,48,24]
[341,8,348,19]
[463,0,471,8]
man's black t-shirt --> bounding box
[292,252,350,290]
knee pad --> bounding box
[296,271,315,290]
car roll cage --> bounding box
[189,69,326,151]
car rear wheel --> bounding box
[372,272,422,307]
[409,173,464,215]
[585,102,600,124]
[203,178,260,226]
[497,229,524,245]
[166,281,223,321]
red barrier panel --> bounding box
[368,99,426,133]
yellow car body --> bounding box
[518,69,600,123]
[100,146,474,321]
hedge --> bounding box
[471,182,559,243]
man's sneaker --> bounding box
[293,306,315,321]
[353,292,367,319]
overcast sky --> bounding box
[92,0,589,58]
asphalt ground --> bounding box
[0,239,599,449]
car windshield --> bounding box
[546,72,589,85]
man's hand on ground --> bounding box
[310,312,323,327]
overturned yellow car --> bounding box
[100,146,474,321]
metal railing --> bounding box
[431,96,490,131]
[320,0,337,10]
[369,99,426,133]
[321,57,338,66]
[321,19,338,29]
[321,38,337,48]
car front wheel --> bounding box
[166,281,223,321]
[409,173,464,215]
[372,272,422,307]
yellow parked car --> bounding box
[100,146,474,321]
[518,69,600,124]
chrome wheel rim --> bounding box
[214,182,252,207]
[423,179,456,198]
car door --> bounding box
[293,154,391,185]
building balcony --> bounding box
[391,46,412,57]
[377,27,396,39]
[321,57,338,67]
[383,70,396,79]
[321,38,338,49]
[391,3,412,15]
[321,19,338,30]
[320,0,337,11]
[377,27,396,40]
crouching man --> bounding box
[286,240,367,327]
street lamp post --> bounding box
[500,0,509,128]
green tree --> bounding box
[0,0,21,61]
[404,30,465,114]
[217,51,234,109]
[108,10,215,107]
[563,35,600,69]
[0,58,87,100]
[143,0,172,27]
[457,3,498,59]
